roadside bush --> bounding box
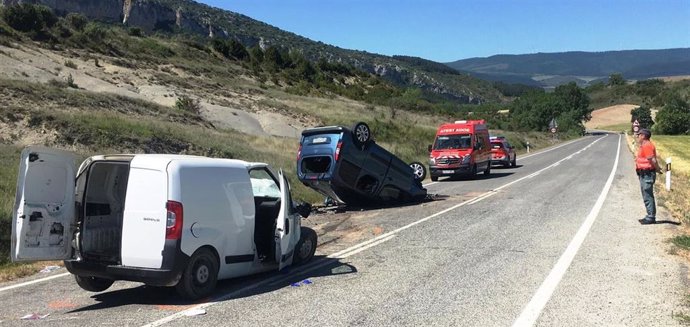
[654,93,690,135]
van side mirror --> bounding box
[427,145,432,152]
[295,201,312,218]
[473,144,480,150]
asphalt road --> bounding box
[0,134,686,326]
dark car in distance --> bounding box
[296,122,427,206]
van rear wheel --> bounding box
[352,122,371,147]
[176,248,218,300]
[74,275,114,292]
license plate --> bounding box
[442,170,454,174]
[312,137,329,144]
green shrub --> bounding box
[175,95,201,115]
[1,4,57,33]
[64,60,77,69]
[65,13,87,31]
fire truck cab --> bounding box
[427,120,491,181]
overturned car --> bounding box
[296,122,427,206]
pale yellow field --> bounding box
[585,104,638,130]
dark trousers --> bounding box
[638,171,656,219]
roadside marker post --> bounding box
[526,141,530,153]
[665,157,671,191]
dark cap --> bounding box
[639,128,651,137]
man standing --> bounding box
[635,129,662,225]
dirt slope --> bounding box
[0,42,310,139]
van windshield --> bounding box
[433,135,472,150]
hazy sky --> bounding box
[199,0,690,63]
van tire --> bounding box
[431,176,438,182]
[511,155,517,167]
[294,227,317,265]
[409,161,426,181]
[484,162,491,175]
[352,122,371,148]
[74,275,114,292]
[176,248,218,300]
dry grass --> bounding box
[0,261,63,282]
[655,135,690,176]
[585,104,638,130]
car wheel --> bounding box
[471,164,478,176]
[293,227,317,265]
[430,176,438,182]
[352,122,371,147]
[511,155,517,167]
[74,275,114,292]
[409,161,426,181]
[484,162,491,175]
[176,248,218,300]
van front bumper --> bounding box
[429,165,472,177]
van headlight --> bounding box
[429,157,435,165]
[461,154,471,164]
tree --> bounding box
[1,4,57,33]
[229,39,249,61]
[654,93,690,135]
[608,73,626,86]
[630,105,654,129]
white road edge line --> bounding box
[511,134,621,327]
[143,136,607,327]
[0,272,70,293]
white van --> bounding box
[11,146,317,299]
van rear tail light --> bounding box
[297,144,302,161]
[335,141,343,161]
[166,201,184,240]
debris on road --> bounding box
[20,313,50,320]
[184,308,207,316]
[291,279,314,287]
[39,266,61,273]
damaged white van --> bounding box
[11,146,317,300]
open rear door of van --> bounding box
[275,170,294,270]
[12,146,76,262]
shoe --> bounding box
[638,218,656,225]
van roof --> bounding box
[87,154,269,170]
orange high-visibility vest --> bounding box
[635,140,656,170]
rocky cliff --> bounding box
[0,0,499,103]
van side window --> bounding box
[248,169,280,198]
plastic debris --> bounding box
[184,309,207,317]
[39,266,61,273]
[20,313,50,320]
[291,279,313,287]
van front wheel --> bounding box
[176,248,218,300]
[293,227,317,265]
[74,275,114,292]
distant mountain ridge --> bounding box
[0,0,501,104]
[446,48,690,88]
